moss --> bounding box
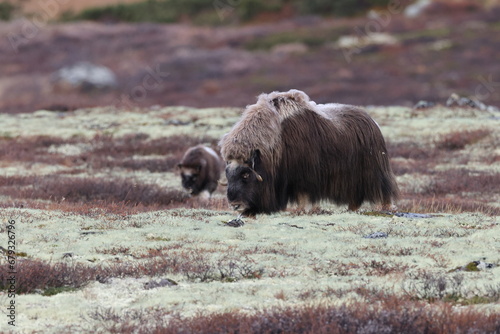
[146,236,172,241]
[459,295,493,305]
[42,287,78,296]
[360,211,393,218]
[464,261,480,272]
[397,28,452,42]
[0,2,15,21]
[244,27,346,51]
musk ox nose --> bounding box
[227,188,239,202]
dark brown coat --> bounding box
[220,90,399,216]
[178,145,223,197]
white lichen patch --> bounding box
[1,206,499,333]
[0,106,240,140]
[1,105,499,333]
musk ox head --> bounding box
[178,162,205,195]
[178,145,222,197]
[225,149,268,217]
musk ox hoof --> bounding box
[225,218,245,228]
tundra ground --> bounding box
[0,105,499,333]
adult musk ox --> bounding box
[219,89,400,217]
[178,145,224,199]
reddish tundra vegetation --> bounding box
[0,1,499,333]
[0,2,499,113]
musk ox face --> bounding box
[178,166,203,195]
[225,150,264,216]
[178,145,223,197]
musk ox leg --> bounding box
[199,190,211,201]
[297,193,312,211]
[382,201,397,212]
[296,194,320,213]
[348,203,361,211]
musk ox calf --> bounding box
[219,89,400,217]
[178,145,224,199]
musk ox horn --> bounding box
[251,169,263,182]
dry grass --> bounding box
[434,129,492,151]
[0,250,264,294]
[0,133,218,172]
[387,129,499,215]
[83,299,500,334]
[0,132,230,213]
[0,175,189,207]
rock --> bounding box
[455,260,495,272]
[337,33,398,50]
[446,93,499,113]
[363,232,388,239]
[475,260,495,270]
[225,218,245,227]
[144,278,178,290]
[164,119,191,126]
[413,100,436,109]
[52,61,117,91]
[393,212,434,218]
[404,0,432,18]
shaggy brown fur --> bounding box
[178,145,223,197]
[219,93,282,169]
[220,89,400,216]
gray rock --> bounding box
[225,218,245,227]
[404,0,432,18]
[144,278,178,290]
[363,232,388,239]
[413,100,436,109]
[393,212,434,219]
[476,260,495,270]
[52,61,117,90]
[446,93,499,112]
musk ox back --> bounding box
[178,145,224,198]
[219,89,399,216]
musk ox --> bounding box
[219,89,400,216]
[177,145,224,199]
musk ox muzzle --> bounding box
[225,154,266,216]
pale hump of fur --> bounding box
[219,93,282,167]
[267,89,315,121]
[269,89,372,127]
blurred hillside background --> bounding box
[0,0,499,113]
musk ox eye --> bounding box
[242,172,250,179]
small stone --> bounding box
[52,61,117,91]
[413,100,436,109]
[394,212,434,219]
[144,278,178,290]
[225,218,245,228]
[476,261,494,270]
[363,232,388,239]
